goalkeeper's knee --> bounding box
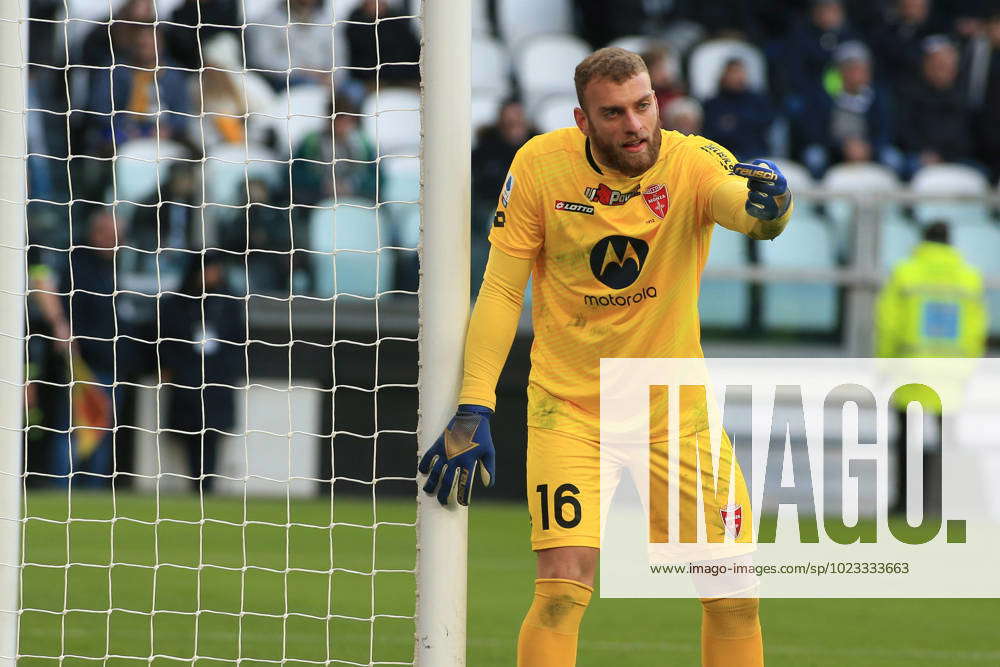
[700,595,760,639]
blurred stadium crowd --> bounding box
[18,0,1000,486]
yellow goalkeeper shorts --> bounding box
[526,426,754,555]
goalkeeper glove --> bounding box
[733,159,791,221]
[418,404,496,506]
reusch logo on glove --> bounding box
[732,164,778,181]
[554,200,595,215]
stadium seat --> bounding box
[950,222,1000,334]
[471,93,503,135]
[472,37,512,100]
[661,20,707,59]
[497,0,572,49]
[202,143,282,214]
[687,39,767,101]
[309,197,395,299]
[360,87,421,157]
[259,85,331,159]
[759,216,839,331]
[821,162,902,261]
[515,34,590,117]
[533,93,578,133]
[910,163,991,225]
[110,138,190,205]
[379,155,420,204]
[879,217,921,272]
[699,227,750,329]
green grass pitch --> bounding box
[18,491,1000,666]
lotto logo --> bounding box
[554,200,595,215]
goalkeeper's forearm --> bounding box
[710,178,793,240]
[457,246,534,410]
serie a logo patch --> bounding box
[554,200,595,215]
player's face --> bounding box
[575,72,661,178]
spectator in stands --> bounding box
[876,221,987,515]
[158,251,247,494]
[291,98,378,206]
[345,0,421,87]
[25,247,71,486]
[800,42,901,175]
[132,162,204,279]
[869,0,944,93]
[192,34,276,149]
[221,177,293,295]
[573,0,656,48]
[55,208,136,487]
[471,100,535,293]
[164,0,242,71]
[641,46,685,122]
[784,0,861,155]
[973,11,1000,179]
[661,96,703,136]
[72,0,154,69]
[88,26,191,150]
[248,0,334,89]
[702,58,774,161]
[896,36,974,175]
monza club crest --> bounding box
[642,183,669,218]
[720,503,743,538]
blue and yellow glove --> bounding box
[733,160,791,221]
[418,404,496,506]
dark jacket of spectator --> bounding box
[868,0,944,92]
[702,60,774,161]
[896,39,973,164]
[164,0,242,71]
[346,0,420,85]
[158,253,246,434]
[973,16,1000,178]
[896,80,972,162]
[471,101,535,210]
[221,179,293,295]
[58,214,133,377]
[784,2,861,99]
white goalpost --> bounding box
[0,1,27,665]
[415,0,470,663]
[0,0,472,664]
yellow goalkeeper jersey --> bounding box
[488,127,754,442]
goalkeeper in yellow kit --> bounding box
[418,48,792,666]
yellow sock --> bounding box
[517,578,593,667]
[701,596,763,667]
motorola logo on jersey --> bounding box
[589,235,649,289]
[584,183,640,206]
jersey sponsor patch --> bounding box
[554,200,595,215]
[584,183,640,206]
[589,235,648,288]
[700,143,735,170]
[642,183,669,219]
[500,172,515,207]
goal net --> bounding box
[0,0,470,664]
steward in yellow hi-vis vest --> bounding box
[876,222,988,413]
[417,47,793,667]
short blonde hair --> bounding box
[574,47,648,109]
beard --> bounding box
[590,127,661,177]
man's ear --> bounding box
[574,106,589,136]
